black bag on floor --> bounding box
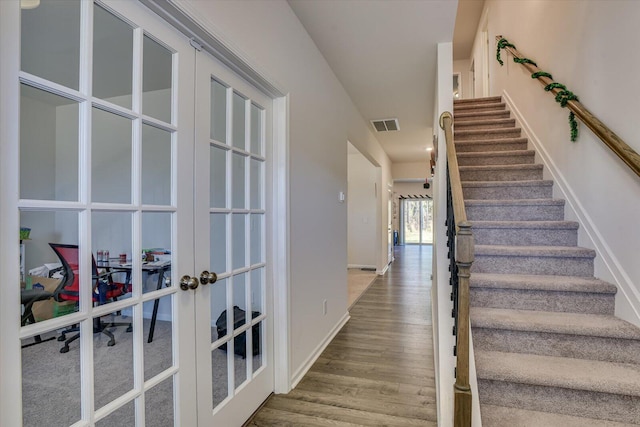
[215,306,261,359]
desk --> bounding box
[97,260,171,343]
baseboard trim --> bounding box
[289,312,350,389]
[503,90,640,326]
[347,264,376,270]
[377,262,390,276]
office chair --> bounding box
[20,288,55,348]
[49,243,131,353]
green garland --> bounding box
[513,57,537,67]
[569,112,578,142]
[496,38,516,66]
[531,71,553,79]
[544,82,566,92]
[496,36,580,142]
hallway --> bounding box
[248,245,437,426]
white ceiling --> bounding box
[288,0,483,164]
[453,0,486,60]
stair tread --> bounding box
[459,163,542,171]
[466,198,563,206]
[455,127,521,135]
[462,179,553,188]
[475,350,640,396]
[455,136,527,145]
[481,404,638,427]
[457,149,535,158]
[475,244,596,258]
[454,96,502,104]
[470,220,579,230]
[470,272,617,294]
[470,307,640,340]
[455,112,511,121]
[454,118,515,127]
[454,102,506,110]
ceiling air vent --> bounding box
[371,118,400,132]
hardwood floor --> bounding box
[247,245,436,426]
[347,268,377,307]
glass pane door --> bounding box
[9,1,197,425]
[402,199,433,245]
[194,50,274,426]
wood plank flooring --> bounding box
[247,245,436,426]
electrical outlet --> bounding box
[323,299,327,315]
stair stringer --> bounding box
[502,89,640,328]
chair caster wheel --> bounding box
[58,335,66,341]
[60,346,69,353]
[108,340,116,347]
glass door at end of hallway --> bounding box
[401,199,433,245]
[192,50,274,427]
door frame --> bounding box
[139,0,292,395]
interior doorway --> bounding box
[401,199,433,245]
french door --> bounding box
[193,49,274,427]
[0,0,273,425]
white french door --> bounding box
[1,0,275,426]
[193,49,274,426]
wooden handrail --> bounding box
[440,112,467,226]
[440,111,474,427]
[496,35,640,178]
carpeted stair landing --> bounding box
[454,96,640,426]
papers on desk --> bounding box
[145,260,170,267]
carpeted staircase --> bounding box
[453,96,640,426]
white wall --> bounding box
[347,150,377,268]
[470,0,640,325]
[392,161,430,181]
[179,0,393,382]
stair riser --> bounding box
[478,380,640,424]
[456,129,522,141]
[470,288,614,314]
[471,255,594,276]
[466,204,565,221]
[455,120,516,130]
[460,167,542,182]
[454,111,510,122]
[457,154,535,166]
[455,141,528,153]
[454,104,505,113]
[472,228,577,246]
[472,328,640,364]
[462,184,553,200]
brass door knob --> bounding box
[179,275,199,291]
[200,270,218,285]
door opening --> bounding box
[401,199,433,245]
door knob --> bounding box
[200,270,218,285]
[179,275,199,291]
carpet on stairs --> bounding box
[454,96,640,426]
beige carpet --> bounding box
[347,268,377,308]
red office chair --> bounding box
[49,243,131,353]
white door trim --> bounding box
[0,1,22,424]
[139,0,292,394]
